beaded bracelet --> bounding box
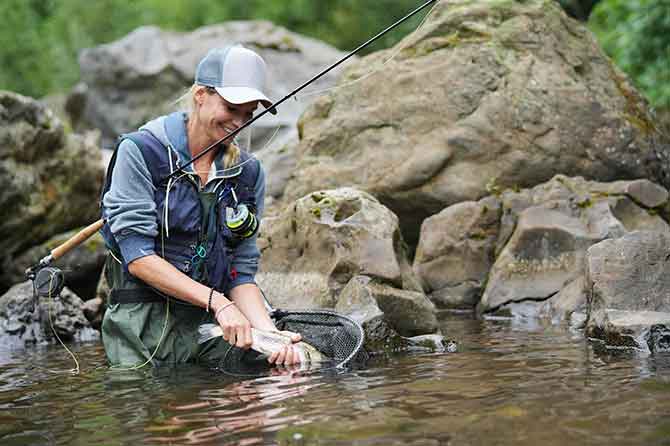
[206,287,215,313]
[214,301,236,320]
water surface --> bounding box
[2,314,670,445]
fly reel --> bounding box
[225,204,258,239]
[32,267,65,298]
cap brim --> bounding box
[215,86,276,115]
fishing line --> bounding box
[257,124,282,153]
[44,270,80,375]
[298,2,436,100]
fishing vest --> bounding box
[100,130,259,303]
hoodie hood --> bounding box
[139,112,242,179]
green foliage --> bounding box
[2,0,666,113]
[589,0,670,110]
[0,0,428,99]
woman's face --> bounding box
[196,87,259,146]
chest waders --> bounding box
[100,130,261,367]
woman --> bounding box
[100,45,301,368]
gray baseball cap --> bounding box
[195,45,276,114]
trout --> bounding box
[197,324,326,364]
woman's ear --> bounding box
[193,86,207,106]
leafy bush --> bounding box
[0,0,428,99]
[589,0,670,110]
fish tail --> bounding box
[197,324,223,344]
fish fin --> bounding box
[197,324,222,344]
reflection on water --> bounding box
[1,314,670,446]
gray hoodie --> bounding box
[102,111,265,289]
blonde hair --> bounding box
[175,84,240,169]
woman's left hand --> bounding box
[267,331,302,366]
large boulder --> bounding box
[0,281,98,346]
[257,187,422,309]
[68,21,349,151]
[284,0,670,247]
[585,231,670,353]
[0,91,104,291]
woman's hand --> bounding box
[214,298,253,350]
[267,331,302,366]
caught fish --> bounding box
[197,324,326,364]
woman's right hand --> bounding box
[213,298,253,350]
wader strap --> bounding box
[108,288,199,308]
[109,288,165,305]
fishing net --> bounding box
[217,308,368,376]
[271,309,368,366]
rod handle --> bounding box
[51,219,105,261]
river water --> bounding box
[1,313,669,446]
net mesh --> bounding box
[272,309,368,366]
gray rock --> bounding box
[608,196,670,233]
[601,179,670,209]
[68,22,350,152]
[479,202,615,313]
[284,0,670,247]
[0,91,104,291]
[413,196,501,309]
[82,297,104,330]
[488,276,587,325]
[463,175,670,315]
[335,275,440,353]
[255,133,298,200]
[1,230,107,300]
[538,276,587,324]
[648,325,670,353]
[585,231,670,352]
[0,281,98,346]
[334,275,403,352]
[368,282,438,337]
[257,187,422,310]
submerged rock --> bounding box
[0,281,98,345]
[585,231,670,352]
[335,275,447,354]
[285,0,669,248]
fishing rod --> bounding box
[25,0,437,286]
[25,219,105,279]
[166,0,438,182]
